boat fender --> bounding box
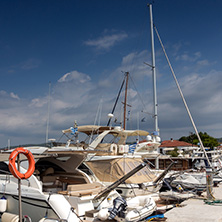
[97,208,110,221]
[0,196,7,213]
[8,147,35,180]
[110,144,118,154]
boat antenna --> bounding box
[46,81,51,145]
[154,25,212,167]
[148,4,159,136]
[94,98,103,125]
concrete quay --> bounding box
[165,184,222,222]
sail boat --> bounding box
[78,4,166,203]
[146,3,213,170]
[106,71,129,130]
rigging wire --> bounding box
[129,74,154,117]
[154,24,212,168]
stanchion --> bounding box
[8,147,35,222]
[206,167,214,200]
[17,154,22,222]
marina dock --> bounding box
[165,183,222,221]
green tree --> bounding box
[179,132,219,148]
[168,148,179,157]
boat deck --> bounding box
[165,183,222,221]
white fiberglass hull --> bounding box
[0,177,79,222]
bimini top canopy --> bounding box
[62,125,115,135]
[116,129,149,137]
[62,125,149,137]
[86,157,157,184]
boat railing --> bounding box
[0,170,11,183]
[0,171,31,187]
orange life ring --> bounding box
[8,147,35,179]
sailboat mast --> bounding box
[148,4,159,135]
[107,75,126,127]
[123,72,129,130]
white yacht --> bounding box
[0,146,157,222]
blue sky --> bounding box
[0,0,222,147]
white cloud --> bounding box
[0,50,222,147]
[21,58,41,70]
[119,50,152,79]
[84,32,128,50]
[58,70,91,83]
[157,69,222,139]
[172,42,183,55]
[197,59,210,66]
[29,98,47,108]
[0,90,7,96]
[0,90,21,108]
[10,92,20,100]
[51,99,71,110]
[97,50,152,91]
[175,51,201,62]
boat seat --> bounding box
[42,173,90,192]
[42,175,58,183]
[57,175,88,185]
[41,167,54,176]
[59,182,104,197]
[1,212,19,222]
[42,175,63,192]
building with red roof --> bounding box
[159,138,198,155]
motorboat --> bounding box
[159,190,195,202]
[167,172,207,192]
[48,124,164,201]
[85,156,162,200]
[0,146,157,221]
[97,195,156,222]
[0,147,122,221]
[55,124,161,157]
[0,153,79,221]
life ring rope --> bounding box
[8,147,35,180]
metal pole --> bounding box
[148,4,158,135]
[148,4,159,170]
[123,72,129,130]
[18,154,22,222]
[46,81,51,145]
[206,167,214,200]
[94,161,147,200]
[107,75,126,126]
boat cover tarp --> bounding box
[86,158,157,184]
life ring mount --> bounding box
[8,147,35,180]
